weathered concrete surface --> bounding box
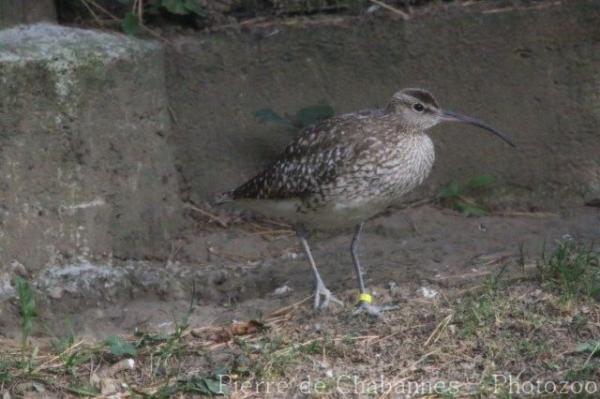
[0,24,183,272]
[0,0,56,28]
[166,0,600,208]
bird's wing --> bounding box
[232,114,375,201]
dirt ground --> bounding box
[0,203,593,338]
[61,203,600,336]
[0,204,600,398]
[0,203,598,398]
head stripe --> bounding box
[403,89,439,108]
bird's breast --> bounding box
[313,133,435,226]
[387,133,435,195]
[346,133,436,200]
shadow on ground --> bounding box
[2,204,596,340]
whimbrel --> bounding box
[222,88,515,316]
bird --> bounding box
[219,88,515,316]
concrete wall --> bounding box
[0,24,183,271]
[0,0,56,28]
[0,1,597,273]
[166,0,600,208]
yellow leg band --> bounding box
[358,293,373,304]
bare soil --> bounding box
[3,203,596,339]
[0,204,598,398]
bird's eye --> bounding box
[413,103,425,112]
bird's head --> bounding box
[386,88,515,147]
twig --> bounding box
[167,105,179,127]
[137,0,144,24]
[424,313,453,346]
[266,296,312,318]
[368,0,410,20]
[583,341,600,368]
[184,203,229,227]
[388,197,433,212]
[210,15,349,33]
[482,1,562,14]
[371,323,428,344]
[32,340,86,373]
[495,211,559,218]
[80,0,102,25]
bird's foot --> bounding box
[352,293,400,317]
[313,281,344,310]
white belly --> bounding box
[234,198,375,229]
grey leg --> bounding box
[351,222,366,293]
[296,227,343,310]
[350,223,399,317]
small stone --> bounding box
[270,284,293,297]
[47,286,64,299]
[9,260,28,277]
[388,281,401,296]
[419,286,439,299]
[448,324,457,335]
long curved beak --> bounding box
[441,110,516,147]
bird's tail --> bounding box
[210,190,234,206]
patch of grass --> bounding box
[2,247,600,398]
[438,175,496,216]
[231,333,344,381]
[66,384,101,397]
[152,321,188,375]
[15,277,36,349]
[52,334,91,376]
[252,336,299,379]
[537,239,600,302]
[105,335,138,357]
[156,373,229,397]
[455,273,507,336]
[0,359,13,384]
[516,337,547,358]
[298,335,337,355]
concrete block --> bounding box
[0,24,183,271]
[0,0,56,28]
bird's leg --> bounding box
[296,226,343,310]
[350,223,399,317]
[351,222,367,293]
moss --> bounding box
[0,23,159,118]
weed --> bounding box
[438,175,496,216]
[455,275,504,336]
[153,321,188,373]
[52,334,90,375]
[15,277,36,349]
[537,239,600,302]
[66,384,101,397]
[517,337,546,358]
[566,364,597,382]
[0,359,12,384]
[1,245,600,397]
[299,336,336,355]
[105,335,138,357]
[179,374,228,396]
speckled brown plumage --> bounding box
[230,93,436,230]
[223,88,514,314]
